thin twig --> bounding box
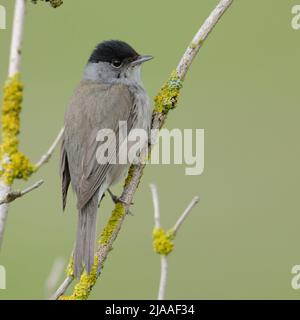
[177,0,233,79]
[52,0,233,299]
[8,0,26,77]
[49,276,73,300]
[0,180,44,205]
[158,256,168,300]
[172,196,200,236]
[150,184,160,229]
[45,257,66,298]
[35,127,64,170]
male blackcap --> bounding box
[60,40,153,278]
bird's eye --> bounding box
[111,60,122,68]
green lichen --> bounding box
[0,75,34,185]
[60,256,99,300]
[98,202,125,245]
[154,71,183,114]
[31,0,63,8]
[152,228,174,255]
[123,165,135,188]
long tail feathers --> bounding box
[73,196,98,279]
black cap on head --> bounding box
[88,40,139,64]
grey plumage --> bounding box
[60,41,152,278]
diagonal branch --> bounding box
[50,275,73,300]
[35,128,64,170]
[172,196,200,236]
[177,0,233,79]
[52,0,233,300]
[45,257,66,298]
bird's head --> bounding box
[84,40,153,84]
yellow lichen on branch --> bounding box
[123,165,135,188]
[152,228,174,255]
[49,0,63,7]
[99,202,125,245]
[154,71,183,114]
[60,202,126,299]
[0,75,34,185]
[60,256,99,300]
[31,0,63,8]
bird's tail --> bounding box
[73,195,98,279]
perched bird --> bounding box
[60,40,153,278]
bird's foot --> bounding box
[107,189,134,215]
[107,189,120,204]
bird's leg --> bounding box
[98,192,105,208]
[107,189,119,204]
[107,188,134,206]
[107,189,134,215]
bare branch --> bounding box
[0,180,44,205]
[172,196,200,236]
[0,183,12,249]
[158,256,168,300]
[45,257,66,298]
[150,184,161,229]
[8,0,26,77]
[35,127,64,170]
[177,0,233,79]
[49,276,73,300]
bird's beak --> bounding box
[130,55,153,67]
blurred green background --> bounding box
[0,0,299,299]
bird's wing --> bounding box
[60,137,71,211]
[76,82,137,210]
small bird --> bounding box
[60,40,153,278]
